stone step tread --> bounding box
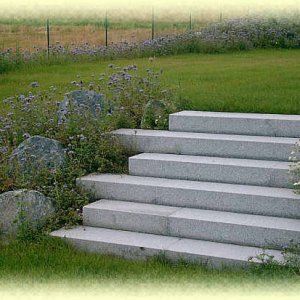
[131,153,291,169]
[169,111,300,138]
[78,174,298,199]
[51,226,283,265]
[113,129,298,144]
[129,153,292,188]
[170,111,300,121]
[85,200,300,232]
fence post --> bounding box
[151,8,154,40]
[219,11,223,22]
[189,11,192,31]
[105,11,108,46]
[46,19,50,59]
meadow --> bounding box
[1,49,300,114]
[0,12,300,296]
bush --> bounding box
[0,64,181,235]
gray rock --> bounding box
[9,135,66,175]
[58,90,105,122]
[0,189,54,237]
[141,99,168,129]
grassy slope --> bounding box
[1,49,299,115]
[1,50,300,290]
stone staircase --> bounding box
[51,111,300,268]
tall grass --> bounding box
[1,16,299,75]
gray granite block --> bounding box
[83,200,179,235]
[76,174,300,218]
[82,199,300,249]
[168,207,300,249]
[169,111,300,138]
[113,129,297,161]
[129,153,292,188]
[51,226,283,268]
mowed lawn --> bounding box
[0,237,300,295]
[0,49,299,115]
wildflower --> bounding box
[31,82,39,88]
[23,133,31,139]
[125,74,132,81]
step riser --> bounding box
[51,227,284,268]
[77,178,300,219]
[129,156,291,188]
[60,237,250,268]
[114,131,294,162]
[83,207,300,249]
[83,207,169,236]
[169,113,300,138]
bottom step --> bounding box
[51,226,283,268]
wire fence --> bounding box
[0,11,225,52]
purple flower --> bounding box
[31,82,39,88]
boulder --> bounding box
[9,135,66,175]
[58,89,106,122]
[141,99,168,129]
[0,189,54,238]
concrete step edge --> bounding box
[128,153,293,188]
[169,111,300,138]
[83,199,300,249]
[76,174,300,218]
[50,226,284,268]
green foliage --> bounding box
[13,202,38,242]
[249,241,300,276]
[0,64,180,235]
[0,235,299,287]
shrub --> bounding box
[0,64,181,234]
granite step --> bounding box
[51,226,283,268]
[129,153,292,188]
[169,111,300,137]
[77,174,300,219]
[83,200,300,249]
[113,129,297,162]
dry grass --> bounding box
[0,24,190,51]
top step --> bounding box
[169,111,300,138]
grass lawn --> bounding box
[1,49,300,298]
[1,49,299,115]
[0,236,299,295]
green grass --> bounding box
[1,49,299,115]
[0,236,299,289]
[1,49,300,293]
